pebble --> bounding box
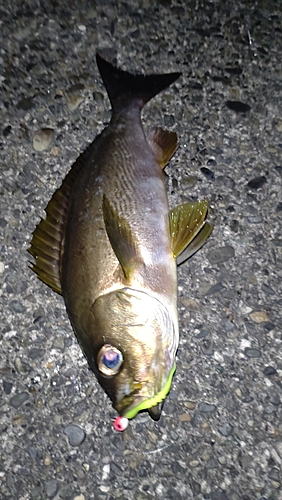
[207,245,235,264]
[28,348,45,360]
[16,97,34,110]
[44,479,59,499]
[74,496,86,500]
[200,166,215,181]
[244,347,261,358]
[218,423,233,437]
[204,282,225,296]
[178,413,191,422]
[263,366,277,376]
[9,300,26,313]
[216,175,235,190]
[249,310,269,323]
[10,392,29,409]
[210,489,229,500]
[33,128,54,152]
[66,92,85,112]
[0,262,4,275]
[198,402,217,413]
[3,380,13,395]
[225,100,251,113]
[63,424,86,446]
[247,214,264,224]
[247,176,267,190]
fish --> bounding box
[28,53,213,426]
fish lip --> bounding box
[118,363,176,420]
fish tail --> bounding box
[96,53,181,112]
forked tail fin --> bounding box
[96,53,181,112]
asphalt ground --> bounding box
[1,1,282,499]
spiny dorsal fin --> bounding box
[102,194,143,281]
[169,200,213,263]
[147,127,178,168]
[28,143,94,293]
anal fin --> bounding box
[169,200,213,264]
[147,127,178,168]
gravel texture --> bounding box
[1,1,282,499]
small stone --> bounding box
[275,120,282,132]
[204,282,225,296]
[247,214,263,224]
[3,380,13,395]
[218,423,233,436]
[184,401,197,410]
[216,175,235,190]
[179,413,191,422]
[14,357,31,374]
[263,366,277,376]
[198,402,217,413]
[44,455,52,466]
[9,300,26,313]
[275,166,282,176]
[208,245,235,264]
[44,479,59,499]
[247,175,267,190]
[249,310,269,323]
[189,460,200,468]
[33,128,54,152]
[16,97,34,110]
[225,100,251,113]
[66,92,84,111]
[200,166,215,181]
[207,158,217,166]
[64,424,86,446]
[74,496,86,500]
[180,297,198,309]
[10,392,29,409]
[244,347,261,358]
[0,262,4,275]
[28,348,45,360]
[3,125,12,137]
[211,489,229,500]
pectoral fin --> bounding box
[176,221,213,265]
[169,200,213,263]
[147,127,178,168]
[102,194,143,281]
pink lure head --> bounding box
[114,416,129,432]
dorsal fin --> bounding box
[28,143,94,293]
[96,53,181,113]
[169,200,213,264]
[147,127,178,168]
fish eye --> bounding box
[97,344,123,376]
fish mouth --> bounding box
[119,364,176,420]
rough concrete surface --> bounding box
[1,1,282,499]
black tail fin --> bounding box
[96,53,181,112]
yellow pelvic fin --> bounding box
[169,200,213,264]
[102,195,143,281]
[147,127,178,168]
[28,142,94,293]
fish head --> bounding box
[89,287,178,420]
